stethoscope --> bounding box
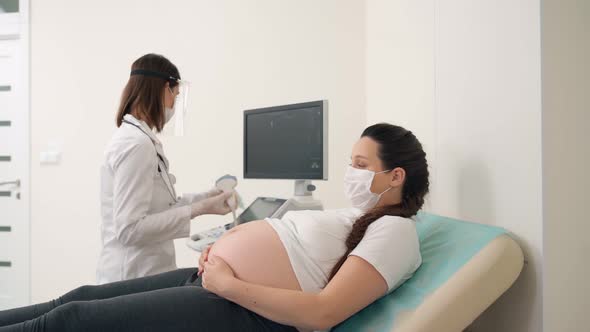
[122,119,178,203]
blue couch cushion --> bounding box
[333,212,508,331]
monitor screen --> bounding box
[235,197,286,224]
[244,100,328,179]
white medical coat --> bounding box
[96,114,204,284]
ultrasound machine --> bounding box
[186,100,328,252]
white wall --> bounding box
[30,0,366,302]
[366,1,543,331]
[542,1,590,331]
[29,1,590,330]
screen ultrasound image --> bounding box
[245,106,323,179]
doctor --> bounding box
[97,53,234,284]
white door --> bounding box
[0,0,30,310]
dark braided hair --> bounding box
[329,123,429,281]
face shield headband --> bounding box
[130,69,179,84]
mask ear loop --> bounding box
[375,169,393,175]
[374,169,394,196]
[377,186,393,196]
[167,86,176,109]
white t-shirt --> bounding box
[266,208,422,293]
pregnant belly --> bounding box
[208,220,301,291]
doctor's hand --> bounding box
[198,245,212,276]
[202,255,235,297]
[205,187,223,198]
[190,191,235,218]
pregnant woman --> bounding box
[0,123,429,332]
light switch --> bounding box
[40,150,61,165]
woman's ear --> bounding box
[389,167,406,188]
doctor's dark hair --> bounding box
[116,53,180,132]
[329,123,429,281]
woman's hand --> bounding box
[197,245,212,276]
[190,191,234,217]
[202,255,236,297]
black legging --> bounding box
[0,268,298,332]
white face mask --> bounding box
[164,86,177,124]
[344,165,392,211]
[164,107,175,124]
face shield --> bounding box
[129,69,190,137]
[163,79,190,137]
